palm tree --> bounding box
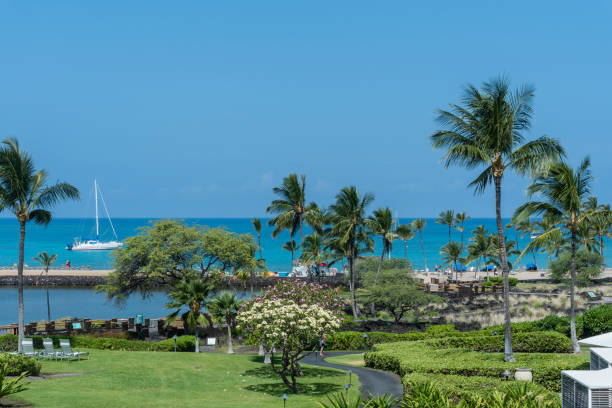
[412,219,428,272]
[430,77,564,362]
[516,217,539,269]
[33,251,57,322]
[467,232,490,279]
[208,291,242,354]
[251,218,263,260]
[328,186,375,318]
[454,212,470,245]
[395,224,414,264]
[0,138,79,352]
[267,174,316,255]
[369,207,396,286]
[165,278,211,353]
[587,204,612,258]
[436,210,455,243]
[440,241,465,281]
[515,157,594,353]
[300,232,329,281]
[282,240,299,268]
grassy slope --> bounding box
[16,350,360,408]
[325,354,365,367]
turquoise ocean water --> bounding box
[0,217,610,272]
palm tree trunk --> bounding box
[349,244,358,319]
[227,322,234,354]
[195,328,200,353]
[532,250,538,270]
[475,257,481,279]
[419,231,428,272]
[404,240,408,264]
[46,267,51,322]
[461,223,464,246]
[448,225,451,243]
[570,231,580,353]
[494,176,514,362]
[258,233,263,260]
[17,221,26,353]
[371,242,386,316]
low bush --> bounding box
[327,331,426,350]
[364,340,587,392]
[425,331,572,354]
[0,354,40,376]
[581,304,612,337]
[0,334,17,352]
[71,336,159,351]
[156,336,197,352]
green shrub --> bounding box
[425,331,572,353]
[425,324,458,337]
[70,336,159,351]
[581,304,612,337]
[364,340,587,392]
[156,335,197,352]
[0,334,17,352]
[0,354,40,376]
[327,331,427,350]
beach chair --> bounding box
[40,338,65,361]
[59,339,89,361]
[20,338,39,359]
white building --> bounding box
[561,333,612,408]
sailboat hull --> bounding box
[69,241,123,251]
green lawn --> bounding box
[14,350,360,408]
[325,354,365,367]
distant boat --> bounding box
[66,180,122,251]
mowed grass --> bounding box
[15,350,360,408]
[325,354,365,367]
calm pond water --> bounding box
[0,287,253,326]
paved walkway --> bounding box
[302,351,403,399]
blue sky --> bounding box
[0,1,611,218]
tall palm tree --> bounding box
[208,291,242,354]
[0,138,79,352]
[33,251,57,322]
[412,219,428,272]
[430,77,564,362]
[467,232,490,279]
[369,207,396,286]
[328,186,375,318]
[251,218,263,260]
[436,210,455,243]
[515,157,593,353]
[440,241,465,281]
[267,174,316,256]
[587,204,612,258]
[395,224,414,264]
[165,278,211,353]
[454,212,470,245]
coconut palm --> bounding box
[412,218,428,272]
[0,138,79,352]
[430,77,564,362]
[516,217,539,269]
[587,204,612,257]
[467,232,490,279]
[165,277,211,353]
[282,240,300,268]
[515,157,594,353]
[395,224,414,264]
[454,212,470,245]
[300,232,329,281]
[251,218,263,260]
[328,186,375,318]
[440,241,465,281]
[436,210,455,243]
[369,207,396,286]
[267,174,316,256]
[208,291,242,354]
[32,252,57,322]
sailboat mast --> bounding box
[94,179,99,237]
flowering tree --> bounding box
[255,280,345,317]
[237,299,340,393]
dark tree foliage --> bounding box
[549,250,603,287]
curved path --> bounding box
[302,351,403,399]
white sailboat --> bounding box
[67,180,122,251]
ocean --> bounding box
[0,217,609,272]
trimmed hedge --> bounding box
[327,331,426,350]
[364,340,588,392]
[0,353,41,376]
[401,372,551,399]
[425,331,572,353]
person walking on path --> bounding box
[319,333,327,357]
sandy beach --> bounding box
[0,268,113,277]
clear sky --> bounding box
[0,1,610,219]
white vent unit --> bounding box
[591,349,612,371]
[562,368,612,408]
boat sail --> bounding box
[66,180,122,251]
